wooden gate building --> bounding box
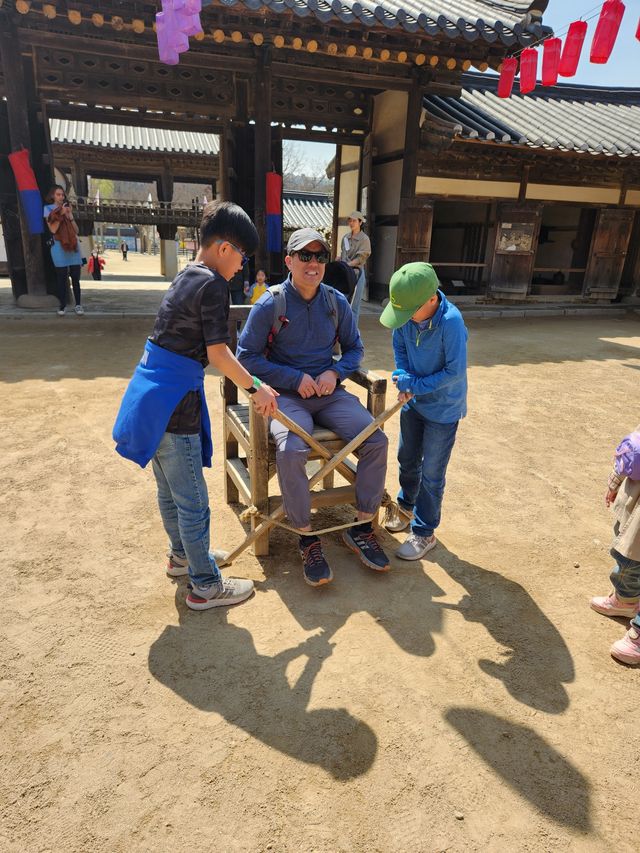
[4,2,637,306]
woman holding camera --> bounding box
[43,185,84,316]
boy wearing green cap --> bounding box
[380,262,468,560]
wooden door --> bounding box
[489,202,542,297]
[620,210,640,297]
[395,201,433,268]
[583,208,634,298]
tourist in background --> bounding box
[340,211,371,325]
[43,185,84,316]
[88,249,105,281]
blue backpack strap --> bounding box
[264,283,288,358]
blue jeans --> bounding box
[350,268,366,326]
[152,432,221,588]
[610,547,640,630]
[397,407,459,538]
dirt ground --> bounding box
[1,312,639,853]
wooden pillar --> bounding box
[0,17,54,307]
[156,173,175,278]
[395,74,426,272]
[217,123,232,202]
[253,47,272,275]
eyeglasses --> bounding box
[294,249,330,264]
[215,239,250,267]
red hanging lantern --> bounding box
[497,57,518,98]
[519,48,538,95]
[635,16,640,41]
[559,20,588,77]
[590,0,626,64]
[541,37,561,86]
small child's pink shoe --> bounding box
[611,625,640,665]
[590,592,640,618]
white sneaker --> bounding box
[75,305,85,315]
[57,308,65,316]
[396,533,437,561]
[384,503,413,533]
[186,576,254,610]
[166,550,230,577]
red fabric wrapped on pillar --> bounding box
[559,20,588,77]
[519,48,538,95]
[497,57,518,98]
[590,0,626,64]
[541,37,561,86]
[266,171,282,253]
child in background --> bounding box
[591,427,640,665]
[380,262,467,560]
[113,202,279,611]
[248,269,268,304]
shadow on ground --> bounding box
[436,545,574,713]
[445,708,591,832]
[148,585,377,780]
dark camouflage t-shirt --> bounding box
[149,262,231,434]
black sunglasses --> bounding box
[294,249,330,264]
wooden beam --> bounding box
[22,29,257,73]
[271,61,413,92]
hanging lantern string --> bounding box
[509,3,606,59]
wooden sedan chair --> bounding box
[221,305,388,556]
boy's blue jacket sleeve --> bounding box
[236,295,304,390]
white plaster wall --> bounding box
[416,176,519,198]
[372,91,408,155]
[338,168,359,218]
[527,183,618,204]
[373,160,402,216]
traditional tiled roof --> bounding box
[423,73,640,156]
[211,0,549,46]
[283,191,333,230]
[49,119,220,156]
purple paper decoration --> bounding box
[156,0,203,66]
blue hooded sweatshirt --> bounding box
[392,291,467,424]
[113,339,212,468]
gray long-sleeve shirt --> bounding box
[340,230,371,269]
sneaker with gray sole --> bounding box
[396,533,437,561]
[384,503,414,533]
[186,576,254,610]
[166,550,231,578]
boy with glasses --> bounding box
[114,201,279,610]
[237,228,389,587]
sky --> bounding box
[295,1,639,172]
[539,0,638,86]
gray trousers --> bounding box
[270,386,388,528]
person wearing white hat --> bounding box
[339,211,371,326]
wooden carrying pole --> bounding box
[222,398,404,565]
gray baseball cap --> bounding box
[286,228,330,254]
